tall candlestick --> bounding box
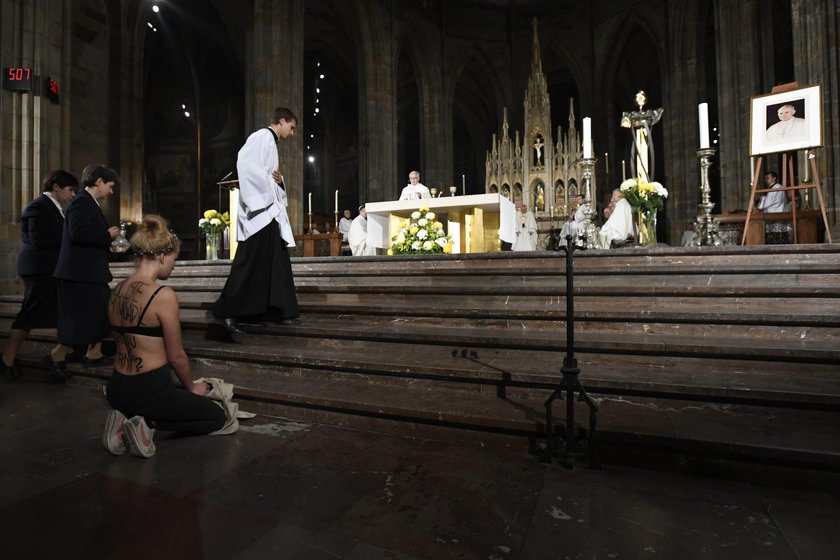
[308,192,312,215]
[462,174,465,195]
[334,189,339,213]
[582,117,592,158]
[622,160,626,181]
[698,103,710,149]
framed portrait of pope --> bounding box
[749,83,822,156]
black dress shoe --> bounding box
[42,354,69,383]
[222,317,243,333]
[280,317,301,325]
[0,353,19,381]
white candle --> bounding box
[462,174,466,195]
[698,103,710,149]
[308,192,312,215]
[334,189,338,213]
[582,117,592,158]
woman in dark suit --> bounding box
[1,171,78,380]
[50,165,120,378]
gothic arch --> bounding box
[450,45,505,195]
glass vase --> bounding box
[636,210,657,246]
[205,234,219,260]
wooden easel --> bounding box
[742,82,831,245]
[741,152,832,244]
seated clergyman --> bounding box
[596,189,634,249]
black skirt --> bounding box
[213,222,299,320]
[12,274,59,330]
[57,279,111,346]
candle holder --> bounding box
[576,156,599,249]
[308,212,313,234]
[334,211,339,231]
[688,147,723,246]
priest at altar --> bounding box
[348,205,375,256]
[398,171,431,200]
[511,203,538,251]
[596,189,634,249]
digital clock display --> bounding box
[46,76,60,104]
[3,67,33,91]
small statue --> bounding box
[535,185,545,212]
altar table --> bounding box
[365,194,516,254]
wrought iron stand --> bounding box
[543,234,599,468]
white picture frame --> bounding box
[749,84,823,156]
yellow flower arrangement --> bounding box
[389,205,453,254]
[619,178,668,214]
[198,209,230,236]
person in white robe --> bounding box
[756,171,788,213]
[398,171,431,200]
[511,203,538,251]
[764,105,808,146]
[214,107,300,331]
[596,190,635,249]
[348,205,375,255]
[559,195,586,240]
[338,209,353,241]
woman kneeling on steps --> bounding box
[102,214,226,458]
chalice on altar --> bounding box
[449,186,457,197]
[430,187,438,198]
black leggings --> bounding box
[106,366,226,435]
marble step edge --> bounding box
[178,349,840,410]
[7,334,839,410]
[183,320,840,363]
[47,362,840,471]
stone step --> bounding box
[10,345,840,471]
[7,323,837,410]
[179,314,840,364]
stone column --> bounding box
[791,0,839,227]
[714,0,764,213]
[356,1,398,204]
[0,0,72,293]
[248,0,305,233]
[662,0,709,243]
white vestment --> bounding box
[399,183,431,201]
[757,182,788,213]
[511,210,538,251]
[560,203,588,239]
[764,117,808,146]
[348,215,375,255]
[596,198,634,249]
[338,216,352,241]
[235,127,295,247]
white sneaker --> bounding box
[124,416,156,458]
[102,409,127,455]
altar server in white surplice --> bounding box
[399,171,431,201]
[214,107,300,332]
[596,189,635,249]
[512,203,538,251]
[338,209,353,241]
[348,205,375,256]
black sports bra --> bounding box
[111,285,165,337]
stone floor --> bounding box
[1,378,838,560]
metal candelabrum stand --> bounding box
[576,157,599,250]
[543,234,600,469]
[688,147,723,246]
